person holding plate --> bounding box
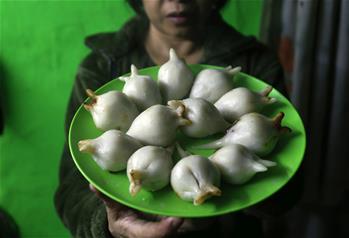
[55,0,302,237]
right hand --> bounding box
[90,184,183,238]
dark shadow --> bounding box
[0,207,20,238]
[0,60,5,135]
[0,59,20,237]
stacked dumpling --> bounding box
[77,48,290,206]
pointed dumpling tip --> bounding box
[273,112,292,133]
[260,86,273,97]
[129,169,142,196]
[227,66,242,75]
[194,185,221,205]
[260,86,277,104]
[273,112,285,124]
[130,64,138,76]
[86,89,96,98]
[256,159,277,167]
[169,48,177,60]
[251,161,267,172]
[198,138,224,149]
[78,140,95,154]
[130,169,142,181]
[84,89,98,110]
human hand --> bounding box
[89,184,183,238]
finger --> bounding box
[115,216,183,238]
[89,184,123,210]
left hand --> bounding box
[90,184,183,238]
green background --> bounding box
[0,0,262,237]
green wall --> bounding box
[0,1,262,237]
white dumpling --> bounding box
[168,98,229,138]
[209,144,276,184]
[158,48,194,102]
[171,155,221,205]
[214,86,277,122]
[120,64,162,111]
[78,130,142,172]
[189,66,241,103]
[200,112,291,156]
[83,89,138,132]
[126,104,191,147]
[127,146,173,196]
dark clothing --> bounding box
[55,15,299,238]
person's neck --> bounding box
[145,25,204,65]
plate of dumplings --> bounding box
[69,49,306,217]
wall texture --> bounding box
[0,1,262,237]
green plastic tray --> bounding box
[69,64,306,218]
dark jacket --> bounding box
[55,15,300,238]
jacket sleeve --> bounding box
[54,52,114,238]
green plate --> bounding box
[69,64,306,218]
